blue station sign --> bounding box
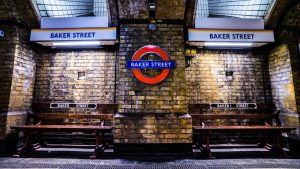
[127,61,176,69]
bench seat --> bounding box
[11,125,113,132]
[190,104,297,159]
[193,123,297,158]
[11,112,114,158]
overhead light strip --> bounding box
[52,41,101,46]
[204,42,253,47]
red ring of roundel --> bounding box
[131,45,171,85]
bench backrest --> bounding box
[32,103,118,114]
[191,114,279,126]
[189,103,274,114]
[29,103,117,126]
[27,113,114,126]
[190,103,278,126]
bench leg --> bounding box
[270,131,285,157]
[101,132,106,147]
[14,130,33,157]
[37,132,47,147]
[90,131,102,159]
[194,132,202,149]
[258,131,267,147]
[202,131,215,159]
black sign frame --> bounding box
[209,103,257,109]
[50,103,97,109]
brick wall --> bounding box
[186,50,272,112]
[268,44,299,126]
[8,26,36,112]
[114,113,192,144]
[156,0,186,19]
[0,24,15,114]
[5,113,27,134]
[6,26,35,135]
[118,24,186,113]
[114,23,191,146]
[118,0,148,19]
[0,23,35,156]
[0,0,38,28]
[117,0,186,20]
[281,2,300,28]
[33,49,117,112]
[0,23,35,137]
[268,2,300,127]
[0,0,38,151]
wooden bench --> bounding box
[11,113,114,158]
[190,104,297,158]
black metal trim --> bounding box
[0,20,30,31]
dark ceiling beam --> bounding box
[107,0,119,27]
[265,0,298,29]
[0,0,39,28]
[117,0,149,19]
[116,0,187,20]
[184,0,196,28]
[276,0,300,29]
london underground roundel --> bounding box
[126,45,176,85]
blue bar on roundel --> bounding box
[126,61,176,69]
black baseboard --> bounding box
[114,143,192,154]
[0,138,4,157]
[288,138,300,155]
[0,132,19,156]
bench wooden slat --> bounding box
[11,125,113,132]
[191,114,277,120]
[27,113,114,120]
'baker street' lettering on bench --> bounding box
[50,103,97,109]
[236,104,250,108]
[210,103,257,109]
[76,104,89,108]
[57,104,69,108]
[216,104,231,108]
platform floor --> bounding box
[1,144,300,169]
[1,157,300,169]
